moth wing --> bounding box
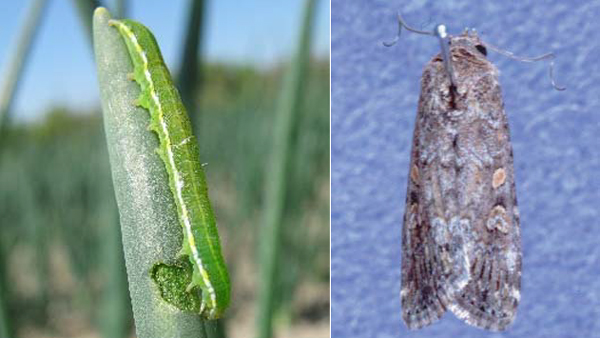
[445,73,522,331]
[400,101,449,329]
[401,174,449,329]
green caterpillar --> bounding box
[109,18,230,319]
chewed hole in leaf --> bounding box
[151,259,201,313]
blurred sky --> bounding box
[0,0,330,122]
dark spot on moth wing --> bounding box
[494,194,506,207]
[409,188,420,205]
[448,86,458,110]
[452,134,459,149]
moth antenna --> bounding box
[483,41,566,91]
[382,12,434,47]
[418,16,433,31]
[382,13,457,89]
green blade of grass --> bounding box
[70,0,103,45]
[177,0,205,130]
[0,247,11,338]
[93,7,207,337]
[256,1,317,338]
[0,0,49,132]
[98,196,132,338]
[115,0,127,18]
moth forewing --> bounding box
[110,19,231,319]
[401,32,521,331]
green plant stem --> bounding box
[115,0,127,18]
[93,7,206,337]
[98,198,132,338]
[0,0,49,133]
[70,0,103,45]
[0,246,11,338]
[177,0,205,131]
[256,1,317,338]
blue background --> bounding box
[331,1,600,337]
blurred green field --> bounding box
[0,59,330,337]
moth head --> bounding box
[431,29,495,109]
[435,31,494,95]
[382,12,565,91]
[448,32,489,60]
